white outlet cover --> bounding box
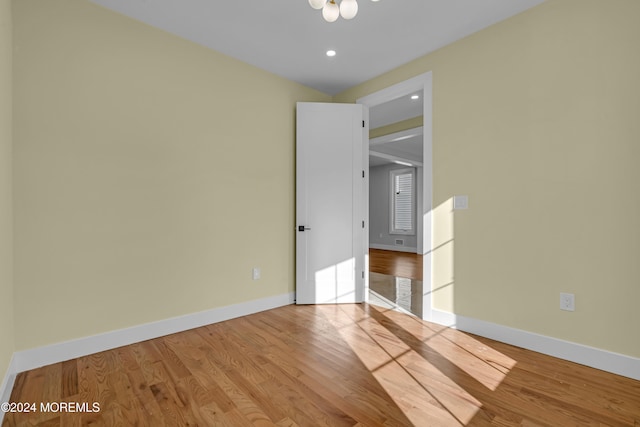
[453,195,469,210]
[560,292,575,311]
[252,268,261,280]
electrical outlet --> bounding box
[560,293,575,311]
[252,268,261,280]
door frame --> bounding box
[356,71,434,321]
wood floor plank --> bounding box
[193,345,276,425]
[150,340,192,382]
[122,367,166,427]
[369,248,422,280]
[77,353,115,412]
[176,356,236,414]
[3,303,640,427]
[194,401,234,427]
[60,360,78,399]
[149,382,194,426]
[196,326,270,386]
[275,417,301,427]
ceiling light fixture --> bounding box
[309,0,358,22]
[411,94,420,100]
[390,134,416,143]
[326,50,337,57]
[394,160,413,167]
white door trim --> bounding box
[356,71,434,321]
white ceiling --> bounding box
[370,127,423,168]
[89,0,545,95]
[369,92,423,129]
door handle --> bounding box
[298,226,311,232]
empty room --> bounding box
[1,0,639,425]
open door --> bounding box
[296,102,368,304]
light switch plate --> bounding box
[453,195,469,210]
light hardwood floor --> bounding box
[3,304,640,426]
[369,249,422,281]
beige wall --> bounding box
[336,0,640,357]
[13,0,329,350]
[0,0,14,379]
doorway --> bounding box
[357,72,433,320]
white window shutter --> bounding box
[394,173,413,230]
[390,168,415,235]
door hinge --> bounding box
[362,271,365,279]
[362,120,365,128]
[362,170,365,178]
[362,220,365,228]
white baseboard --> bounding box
[427,309,640,381]
[428,308,457,327]
[0,354,17,410]
[0,292,294,419]
[369,243,418,253]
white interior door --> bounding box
[296,102,368,304]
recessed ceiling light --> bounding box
[326,50,337,57]
[411,94,420,100]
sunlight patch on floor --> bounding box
[373,305,517,391]
[319,304,488,426]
